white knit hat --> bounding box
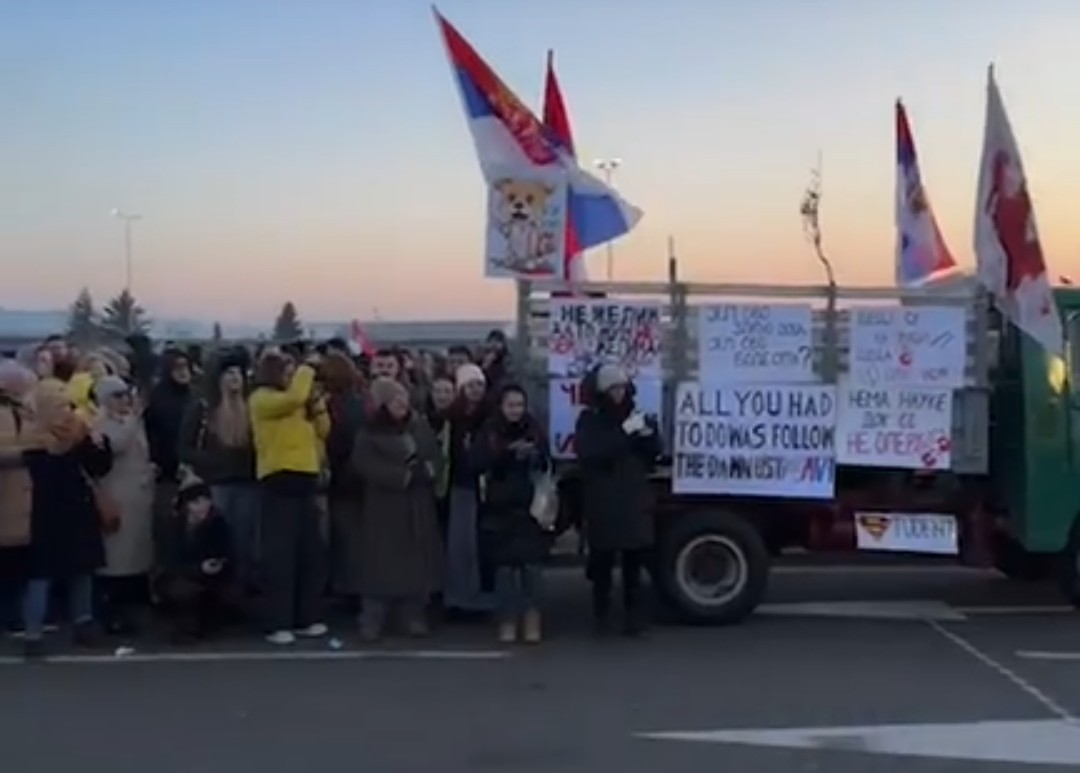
[456,363,486,391]
[595,364,629,393]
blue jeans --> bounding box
[212,483,260,588]
[495,565,543,617]
[23,576,93,640]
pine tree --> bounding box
[273,302,303,341]
[212,321,224,343]
[67,287,100,346]
[101,289,151,338]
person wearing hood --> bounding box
[145,348,194,564]
[472,383,551,644]
[1,379,114,658]
[575,364,661,636]
[442,363,494,616]
[92,375,155,636]
[178,351,259,591]
[350,377,443,641]
[0,360,35,635]
[249,350,331,645]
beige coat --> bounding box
[95,413,155,576]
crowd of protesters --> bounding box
[0,328,661,659]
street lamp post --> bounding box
[594,158,622,281]
[110,208,142,293]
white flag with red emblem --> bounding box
[974,66,1062,354]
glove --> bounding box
[622,413,646,435]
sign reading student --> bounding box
[698,303,816,383]
[836,382,954,469]
[848,305,966,388]
[673,383,837,499]
[548,300,662,379]
[548,378,663,460]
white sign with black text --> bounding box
[855,512,959,556]
[548,378,663,460]
[697,303,816,383]
[848,305,967,388]
[673,383,837,499]
[835,381,954,469]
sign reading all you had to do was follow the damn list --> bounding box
[673,383,837,499]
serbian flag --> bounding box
[434,10,641,253]
[349,320,376,357]
[895,100,957,287]
[974,66,1062,354]
[543,50,586,281]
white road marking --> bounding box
[758,600,967,621]
[640,719,1080,765]
[0,649,511,666]
[1016,651,1080,662]
[927,620,1074,721]
[772,565,1000,577]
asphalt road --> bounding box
[4,564,1080,772]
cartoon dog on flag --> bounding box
[491,177,557,274]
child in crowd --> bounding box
[159,473,235,643]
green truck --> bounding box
[515,269,1080,624]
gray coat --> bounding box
[94,413,155,576]
[351,413,444,598]
[574,402,661,552]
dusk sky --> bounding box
[3,0,1079,323]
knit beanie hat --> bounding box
[93,375,130,402]
[369,377,409,411]
[175,469,212,510]
[456,363,486,392]
[595,364,629,394]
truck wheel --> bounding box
[656,509,769,625]
[1058,517,1080,607]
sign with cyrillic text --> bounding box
[697,303,816,383]
[673,383,836,499]
[848,305,966,388]
[836,382,953,469]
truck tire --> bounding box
[655,508,769,625]
[1058,517,1080,607]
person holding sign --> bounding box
[575,364,661,637]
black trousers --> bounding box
[587,548,647,619]
[260,479,326,632]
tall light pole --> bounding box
[110,208,142,293]
[594,157,622,280]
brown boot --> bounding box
[497,619,517,644]
[522,609,542,644]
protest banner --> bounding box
[698,303,815,383]
[485,168,567,279]
[672,382,836,499]
[835,381,954,469]
[548,300,662,378]
[854,512,959,556]
[848,305,966,388]
[548,378,663,459]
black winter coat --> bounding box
[473,415,551,567]
[448,401,488,490]
[574,398,661,552]
[145,378,192,481]
[23,437,113,579]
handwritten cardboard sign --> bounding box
[548,377,663,459]
[548,300,662,379]
[697,303,816,383]
[848,305,966,388]
[672,382,836,499]
[835,382,954,469]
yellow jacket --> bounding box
[69,371,96,420]
[249,365,330,480]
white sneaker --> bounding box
[295,623,329,638]
[265,630,296,646]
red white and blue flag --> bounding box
[895,100,957,287]
[542,49,586,281]
[435,10,641,264]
